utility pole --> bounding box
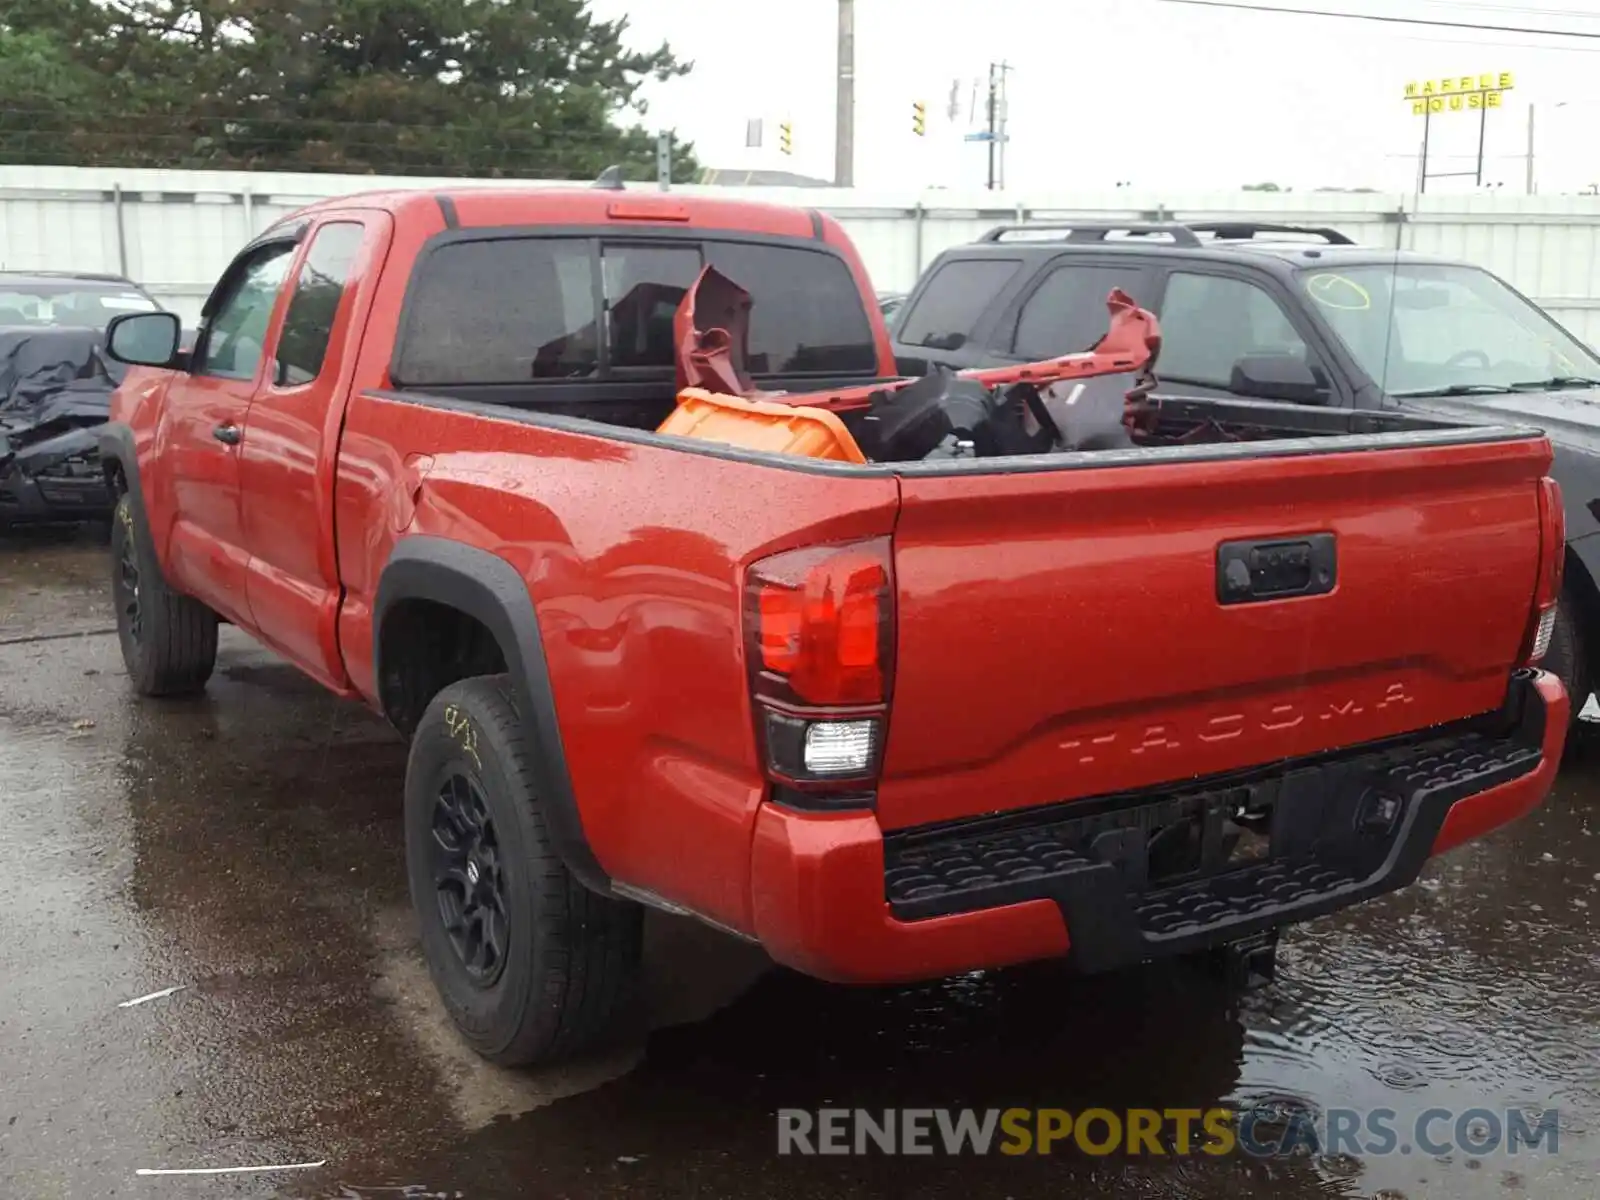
[835,0,855,188]
[1525,103,1536,195]
[985,61,1013,191]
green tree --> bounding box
[0,0,698,181]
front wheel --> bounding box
[110,492,219,697]
[405,674,643,1066]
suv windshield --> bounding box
[1298,263,1600,397]
[0,280,161,330]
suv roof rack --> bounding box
[978,222,1202,248]
[1186,221,1355,245]
[0,268,132,282]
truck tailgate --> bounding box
[878,432,1550,830]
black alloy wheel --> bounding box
[114,527,143,644]
[430,772,509,986]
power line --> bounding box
[1152,0,1600,39]
[1416,0,1600,17]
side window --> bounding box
[274,222,366,387]
[896,259,1021,351]
[194,243,296,380]
[1158,272,1312,389]
[1012,265,1150,359]
[395,238,597,385]
[601,243,702,369]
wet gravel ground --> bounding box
[1,528,1596,1200]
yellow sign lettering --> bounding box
[1487,90,1503,108]
[1402,71,1515,106]
[1449,95,1464,111]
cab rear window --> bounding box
[394,235,878,386]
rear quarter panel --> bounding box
[336,394,899,932]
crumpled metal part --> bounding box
[674,265,757,396]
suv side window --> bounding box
[273,222,366,387]
[1158,272,1314,390]
[1012,264,1151,359]
[896,258,1020,351]
[194,243,296,381]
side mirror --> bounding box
[1230,354,1329,404]
[106,311,182,368]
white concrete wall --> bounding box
[5,164,1600,345]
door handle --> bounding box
[212,423,242,446]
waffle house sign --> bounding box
[1405,73,1515,115]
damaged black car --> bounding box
[0,326,129,527]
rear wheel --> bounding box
[405,674,643,1066]
[1543,588,1589,731]
[110,492,219,697]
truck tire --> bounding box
[1544,588,1589,732]
[110,492,219,697]
[404,674,643,1066]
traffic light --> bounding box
[912,101,927,136]
[779,121,793,155]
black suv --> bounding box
[891,221,1600,729]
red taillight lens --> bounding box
[1522,476,1565,666]
[745,539,893,706]
[744,538,894,798]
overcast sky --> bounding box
[589,0,1600,195]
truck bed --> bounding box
[338,382,1552,933]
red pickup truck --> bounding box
[98,186,1568,1068]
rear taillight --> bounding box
[1521,475,1565,667]
[743,538,894,801]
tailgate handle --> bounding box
[1217,534,1337,605]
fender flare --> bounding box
[98,422,146,514]
[373,536,612,896]
[97,421,171,581]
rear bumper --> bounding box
[748,670,1566,984]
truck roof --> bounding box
[281,185,837,243]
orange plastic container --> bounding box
[658,387,868,463]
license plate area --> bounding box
[1095,786,1278,892]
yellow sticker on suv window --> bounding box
[1306,273,1372,311]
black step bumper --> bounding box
[882,671,1558,975]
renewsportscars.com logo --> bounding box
[776,1106,1561,1158]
